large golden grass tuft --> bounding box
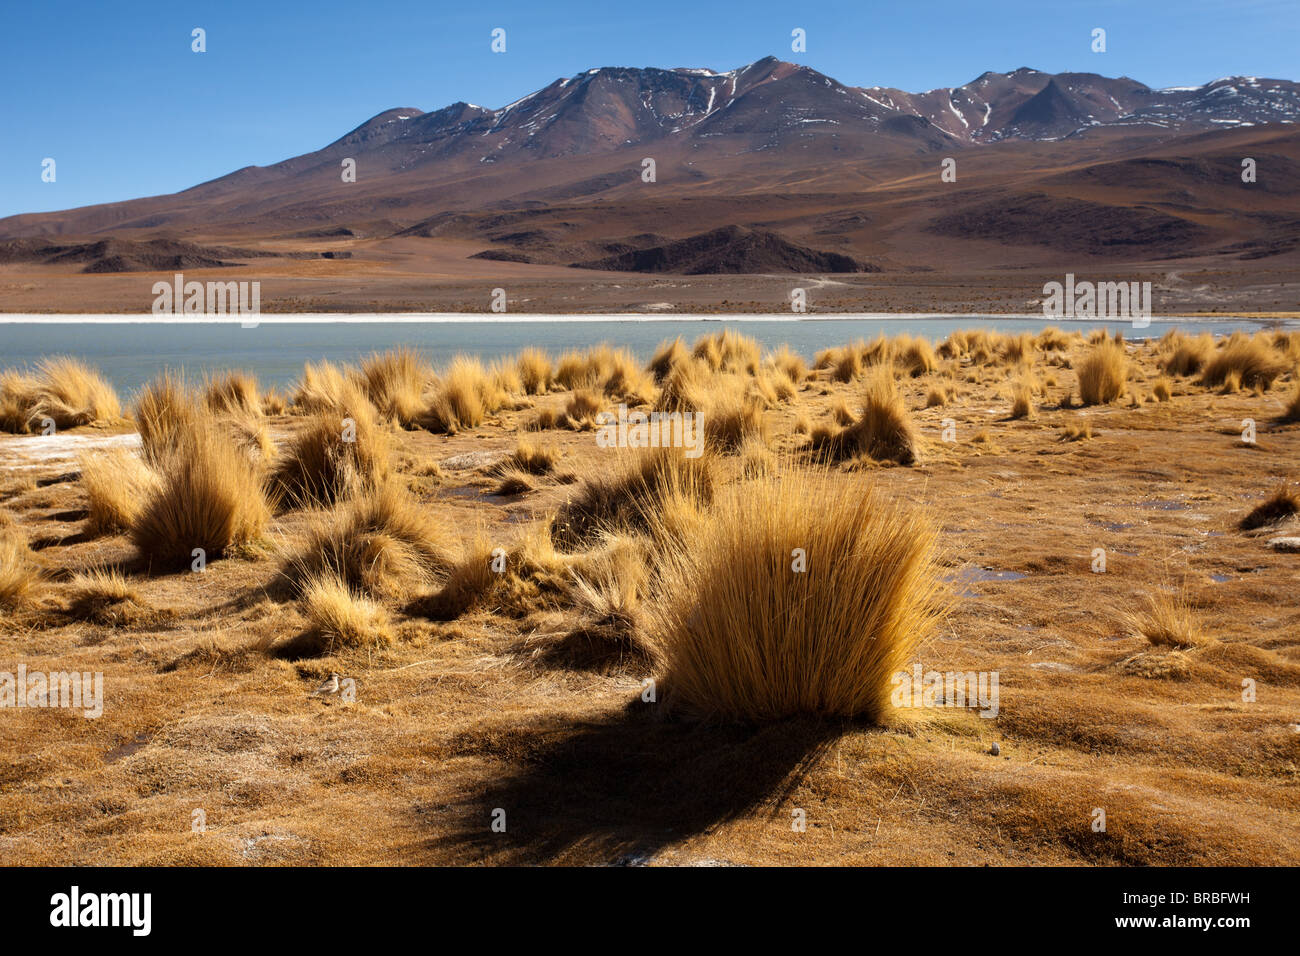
[550,445,715,550]
[1200,334,1288,392]
[0,525,41,608]
[129,418,271,570]
[79,447,160,535]
[0,358,121,433]
[133,372,201,465]
[272,385,390,507]
[516,348,554,395]
[810,369,917,465]
[1129,585,1205,649]
[357,349,432,426]
[301,573,393,652]
[203,371,263,419]
[286,481,452,599]
[645,470,945,721]
[1076,339,1128,405]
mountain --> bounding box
[1,56,1298,304]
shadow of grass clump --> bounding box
[433,702,844,865]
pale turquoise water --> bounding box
[0,317,1286,398]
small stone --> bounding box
[989,742,1000,756]
[1268,537,1300,553]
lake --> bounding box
[0,315,1288,397]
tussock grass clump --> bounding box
[551,446,716,550]
[203,371,263,419]
[925,385,952,408]
[692,329,760,374]
[646,470,944,721]
[1035,326,1075,351]
[1058,423,1093,442]
[1159,331,1214,377]
[767,345,808,385]
[1009,380,1034,420]
[810,370,917,465]
[1152,376,1173,402]
[1240,487,1299,531]
[831,400,855,425]
[301,573,393,652]
[130,422,270,570]
[0,357,121,433]
[287,482,451,599]
[895,335,936,377]
[1200,334,1288,392]
[1076,339,1128,405]
[1281,381,1300,423]
[494,440,560,476]
[272,387,390,507]
[493,468,535,496]
[262,388,288,416]
[357,349,432,426]
[292,360,353,413]
[79,447,159,535]
[706,391,768,452]
[68,566,144,625]
[516,348,553,395]
[648,338,689,383]
[418,356,499,433]
[0,527,41,608]
[1130,586,1205,649]
[133,372,202,465]
[564,389,603,429]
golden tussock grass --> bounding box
[1200,334,1288,392]
[1159,331,1214,377]
[261,388,288,416]
[292,360,353,414]
[809,369,917,465]
[493,468,535,496]
[647,338,689,383]
[1281,381,1300,423]
[767,345,808,385]
[130,419,271,571]
[418,356,501,433]
[285,481,451,600]
[705,390,768,452]
[831,399,855,425]
[1129,585,1206,649]
[202,371,263,419]
[494,439,559,476]
[1153,376,1173,402]
[564,389,603,429]
[133,372,201,465]
[357,349,432,426]
[924,386,951,408]
[300,573,393,653]
[1076,339,1128,405]
[67,566,145,625]
[1239,486,1299,531]
[1009,380,1034,420]
[0,357,121,433]
[272,386,390,507]
[1058,423,1093,442]
[515,348,553,395]
[550,445,715,550]
[79,447,160,535]
[692,329,760,374]
[0,526,41,608]
[645,469,945,722]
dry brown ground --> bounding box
[1,339,1298,866]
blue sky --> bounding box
[2,0,1297,219]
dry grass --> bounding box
[550,445,715,550]
[1077,340,1128,405]
[1153,376,1173,402]
[79,447,159,535]
[272,391,390,508]
[419,356,498,433]
[1130,586,1206,649]
[564,390,603,429]
[133,372,201,465]
[357,349,432,426]
[705,388,768,453]
[1159,331,1214,377]
[203,372,263,419]
[1200,334,1288,391]
[1240,487,1299,531]
[496,440,559,476]
[130,420,271,571]
[516,348,553,395]
[300,573,393,653]
[646,469,944,721]
[1281,381,1300,423]
[0,526,40,608]
[0,357,121,433]
[1058,423,1093,442]
[1009,380,1034,420]
[67,566,144,625]
[647,338,689,383]
[810,369,917,465]
[285,481,451,599]
[291,360,353,414]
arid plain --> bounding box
[1,326,1298,865]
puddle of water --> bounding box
[1132,499,1190,511]
[1088,519,1134,532]
[1210,574,1232,583]
[943,566,1027,597]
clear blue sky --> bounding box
[2,0,1297,219]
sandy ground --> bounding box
[1,339,1298,866]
